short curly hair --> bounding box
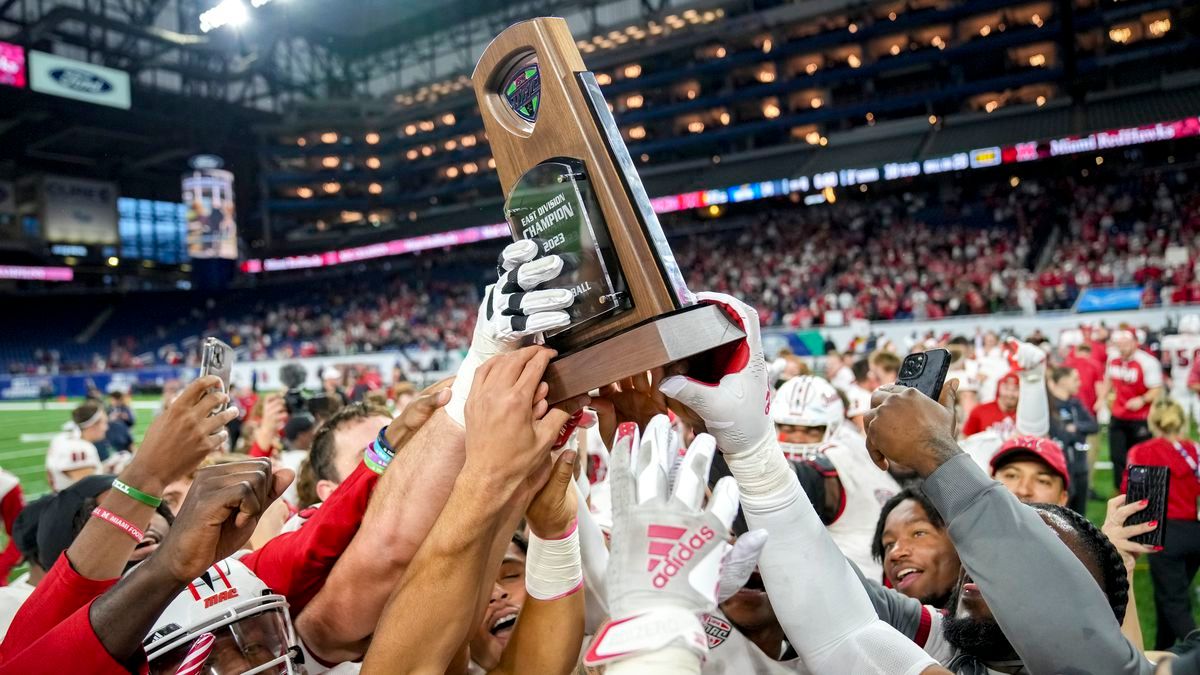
[1032,503,1129,623]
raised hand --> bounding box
[446,240,576,427]
[584,415,739,669]
[1102,493,1161,575]
[591,368,671,448]
[253,393,286,455]
[123,375,239,495]
[384,377,453,449]
[151,458,293,584]
[864,380,961,476]
[463,346,588,496]
[657,292,773,458]
[526,449,580,540]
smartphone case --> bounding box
[1126,464,1170,547]
[897,349,951,401]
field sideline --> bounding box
[0,395,1196,644]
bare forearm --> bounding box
[361,476,520,675]
[89,555,185,663]
[1123,571,1144,652]
[298,412,466,661]
[491,593,584,675]
[67,466,161,580]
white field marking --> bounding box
[17,432,58,443]
[1095,461,1113,471]
[0,448,58,460]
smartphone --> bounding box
[1125,465,1169,547]
[199,337,234,414]
[896,349,951,401]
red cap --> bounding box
[990,435,1069,489]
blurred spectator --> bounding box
[1124,398,1200,649]
[1046,366,1099,514]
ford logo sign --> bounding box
[50,67,112,94]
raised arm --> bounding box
[865,384,1153,675]
[490,434,585,675]
[361,347,581,675]
[660,293,943,675]
[298,241,573,664]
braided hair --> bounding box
[1031,503,1129,623]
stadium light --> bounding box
[1029,53,1046,67]
[368,183,383,194]
[107,256,120,267]
[687,121,705,134]
[487,157,496,169]
[444,139,457,151]
[297,187,314,199]
[628,126,647,140]
[320,132,338,143]
[763,102,781,118]
[199,0,252,33]
[406,149,419,160]
[1009,176,1020,187]
[463,162,478,175]
[847,23,858,34]
[461,135,476,147]
[441,113,456,126]
[322,181,340,194]
[596,73,612,86]
[762,38,773,54]
[1148,19,1171,36]
[321,156,338,168]
[624,64,642,78]
[421,145,434,157]
[445,166,459,179]
[847,54,862,68]
[404,124,417,136]
[626,94,644,109]
[719,111,731,125]
[365,132,381,145]
[1036,95,1047,106]
[366,157,382,169]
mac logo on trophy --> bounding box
[473,17,745,402]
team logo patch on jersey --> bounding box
[702,614,731,648]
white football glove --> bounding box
[445,239,574,425]
[658,293,797,512]
[657,292,773,458]
[584,415,739,668]
[717,528,769,604]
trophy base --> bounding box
[543,303,747,404]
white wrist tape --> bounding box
[584,608,707,668]
[723,437,802,514]
[445,351,485,427]
[525,521,583,601]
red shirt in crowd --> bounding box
[1188,359,1200,395]
[1123,438,1200,521]
[1064,353,1103,414]
[1107,350,1164,421]
[0,474,22,585]
[961,401,1016,437]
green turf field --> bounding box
[0,398,1196,647]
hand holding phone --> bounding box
[199,337,234,415]
[1125,465,1169,548]
[896,349,951,401]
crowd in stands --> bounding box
[6,165,1200,375]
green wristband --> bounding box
[112,479,163,508]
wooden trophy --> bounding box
[472,17,745,403]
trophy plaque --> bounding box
[472,17,745,402]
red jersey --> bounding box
[240,460,379,613]
[1107,351,1163,421]
[1188,359,1200,394]
[0,554,142,674]
[1064,355,1103,414]
[961,401,1016,437]
[0,475,22,585]
[1123,438,1200,521]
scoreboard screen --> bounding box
[118,198,188,264]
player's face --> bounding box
[776,424,826,446]
[880,500,960,607]
[997,380,1019,411]
[1115,335,1137,358]
[163,476,193,516]
[470,542,527,671]
[130,511,171,564]
[1061,371,1081,396]
[334,415,392,483]
[993,459,1068,506]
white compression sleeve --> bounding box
[605,647,702,675]
[1015,360,1049,437]
[730,440,939,674]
